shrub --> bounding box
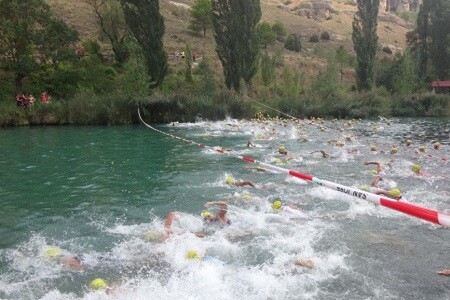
[320,31,330,41]
[284,34,301,52]
[272,20,287,42]
[309,35,319,43]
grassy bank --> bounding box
[1,90,449,127]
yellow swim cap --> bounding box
[186,250,200,260]
[225,176,235,185]
[201,211,212,219]
[89,278,107,290]
[278,146,287,154]
[390,188,402,199]
[143,230,160,242]
[405,139,413,146]
[369,169,378,175]
[242,193,252,200]
[336,141,345,147]
[272,200,283,210]
[390,147,399,154]
[345,135,352,141]
[434,142,441,150]
[45,247,62,258]
[370,144,377,151]
[411,164,422,174]
[419,145,426,152]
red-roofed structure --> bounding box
[432,81,450,94]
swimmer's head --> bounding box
[278,146,287,155]
[242,193,252,200]
[370,144,377,151]
[272,199,283,210]
[434,142,441,150]
[390,188,402,199]
[143,230,161,242]
[45,247,62,258]
[419,145,426,152]
[201,211,213,221]
[345,135,352,141]
[369,169,378,175]
[89,278,108,290]
[390,147,399,154]
[405,139,413,146]
[225,175,235,185]
[336,141,345,147]
[411,164,422,174]
[186,250,201,260]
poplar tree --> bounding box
[211,0,261,92]
[121,0,167,89]
[429,0,450,80]
[352,0,380,91]
[188,0,212,38]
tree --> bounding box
[257,21,276,48]
[85,0,130,65]
[0,0,79,93]
[211,0,261,92]
[429,0,450,80]
[188,0,212,38]
[260,52,276,86]
[184,43,193,83]
[121,0,167,89]
[272,19,287,42]
[352,0,380,91]
[335,45,351,82]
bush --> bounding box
[320,31,330,41]
[272,20,287,42]
[284,34,301,52]
[309,35,320,43]
[382,46,393,54]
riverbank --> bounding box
[1,90,449,127]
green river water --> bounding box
[0,118,449,299]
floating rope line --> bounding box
[138,109,450,228]
[249,98,300,121]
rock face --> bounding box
[289,0,336,20]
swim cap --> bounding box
[405,139,412,146]
[370,144,377,151]
[369,169,378,175]
[201,211,212,219]
[345,135,352,141]
[143,230,160,242]
[411,164,421,174]
[225,176,235,185]
[390,147,399,154]
[272,200,283,210]
[89,278,107,290]
[419,145,426,152]
[336,141,345,147]
[45,247,62,258]
[186,250,200,260]
[278,146,287,154]
[242,193,252,200]
[390,188,402,199]
[434,142,441,150]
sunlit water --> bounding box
[0,118,449,300]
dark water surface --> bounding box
[0,118,449,299]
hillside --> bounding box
[45,0,415,84]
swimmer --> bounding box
[369,176,402,200]
[364,161,385,174]
[271,199,310,220]
[294,259,315,269]
[89,278,119,295]
[202,201,231,225]
[437,268,450,276]
[411,163,429,177]
[310,150,330,158]
[225,175,255,188]
[44,247,85,270]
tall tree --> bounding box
[211,0,261,92]
[414,0,431,79]
[121,0,167,88]
[352,0,380,91]
[85,0,130,65]
[0,0,78,93]
[188,0,212,38]
[256,21,276,49]
[335,45,351,83]
[429,0,450,80]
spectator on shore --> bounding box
[28,94,36,106]
[41,92,50,104]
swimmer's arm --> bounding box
[60,257,85,270]
[205,201,228,217]
[164,211,178,231]
[235,181,255,188]
[437,268,450,276]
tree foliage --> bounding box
[211,0,261,92]
[85,0,130,65]
[257,21,276,48]
[352,0,380,91]
[284,34,301,52]
[429,0,450,80]
[272,19,287,42]
[121,0,167,89]
[0,0,79,93]
[260,52,276,86]
[188,0,212,38]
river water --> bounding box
[0,118,449,300]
